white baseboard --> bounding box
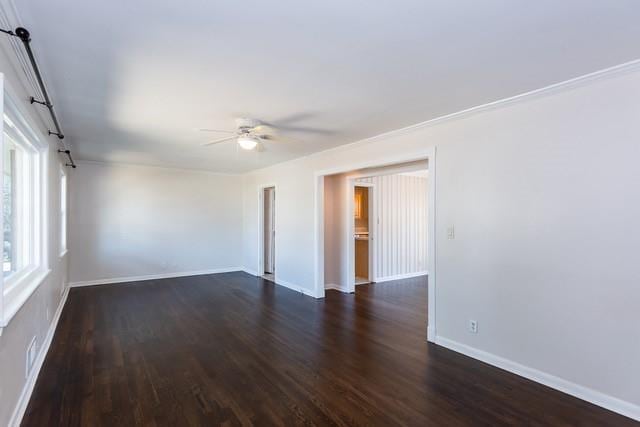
[427,326,436,343]
[241,267,258,276]
[241,269,316,298]
[325,283,351,293]
[68,267,242,287]
[434,335,640,422]
[13,278,636,423]
[374,271,428,283]
[273,277,317,298]
[9,285,70,427]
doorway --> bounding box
[354,184,373,285]
[263,186,275,281]
[316,150,436,342]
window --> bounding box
[2,131,16,276]
[59,167,67,255]
[1,82,49,328]
[2,115,40,278]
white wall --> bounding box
[69,162,243,284]
[0,46,69,426]
[242,163,320,295]
[323,174,348,290]
[323,174,337,287]
[242,64,640,414]
[357,174,428,280]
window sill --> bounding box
[0,268,51,330]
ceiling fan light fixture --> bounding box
[237,135,258,150]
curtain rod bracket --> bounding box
[30,96,52,108]
[48,130,64,139]
[58,148,75,168]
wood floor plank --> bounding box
[21,273,637,426]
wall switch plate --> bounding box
[469,320,478,334]
[447,226,455,240]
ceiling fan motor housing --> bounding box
[235,118,260,131]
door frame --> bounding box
[350,181,374,291]
[314,147,436,342]
[258,183,277,276]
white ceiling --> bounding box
[13,0,640,173]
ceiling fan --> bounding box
[198,118,287,151]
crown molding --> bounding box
[75,159,242,176]
[247,58,640,176]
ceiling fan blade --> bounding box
[201,136,237,146]
[252,124,275,134]
[262,113,316,126]
[198,128,236,133]
[262,134,297,143]
[260,114,333,135]
[276,125,334,135]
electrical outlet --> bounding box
[469,319,478,334]
[447,226,455,240]
[26,337,37,378]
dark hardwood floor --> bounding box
[23,273,635,426]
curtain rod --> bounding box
[1,26,76,168]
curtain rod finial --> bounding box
[14,27,30,42]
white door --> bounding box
[264,187,275,273]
